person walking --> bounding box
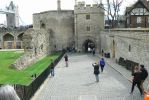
[49,60,55,77]
[92,62,100,82]
[99,58,105,72]
[101,49,104,57]
[140,65,148,93]
[130,65,143,95]
[92,48,95,56]
[64,54,68,67]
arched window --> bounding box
[3,33,14,41]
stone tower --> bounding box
[74,2,104,52]
[57,0,61,10]
[6,1,19,28]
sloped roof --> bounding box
[125,0,149,14]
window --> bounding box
[148,17,149,23]
[127,19,129,24]
[137,17,142,23]
[40,20,46,28]
[129,45,131,52]
[86,26,90,31]
[86,15,90,20]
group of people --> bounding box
[92,58,105,82]
[49,52,149,97]
[88,47,96,55]
[130,65,148,95]
[92,57,149,96]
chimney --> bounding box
[100,0,102,4]
[57,0,61,10]
[75,0,77,5]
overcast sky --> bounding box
[0,0,137,25]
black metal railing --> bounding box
[13,51,65,100]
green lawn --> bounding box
[0,51,61,86]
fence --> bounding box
[13,51,65,100]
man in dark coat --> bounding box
[49,60,55,77]
[140,65,148,93]
[92,63,100,82]
[64,54,68,67]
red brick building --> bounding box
[125,0,149,28]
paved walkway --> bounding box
[31,53,144,100]
[102,55,149,92]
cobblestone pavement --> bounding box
[101,55,149,92]
[31,53,144,100]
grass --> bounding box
[0,51,61,86]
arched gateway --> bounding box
[83,39,95,52]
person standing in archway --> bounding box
[92,47,95,55]
[101,49,104,57]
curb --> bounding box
[95,54,132,83]
[105,60,132,83]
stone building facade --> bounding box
[33,1,104,52]
[11,1,105,69]
[33,10,74,51]
[100,29,149,72]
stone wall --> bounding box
[0,30,25,49]
[12,28,50,70]
[33,10,74,51]
[100,29,149,71]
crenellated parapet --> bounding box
[74,1,104,14]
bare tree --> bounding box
[97,0,123,28]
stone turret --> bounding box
[74,2,104,14]
[57,0,61,10]
[6,1,19,28]
[138,0,146,1]
[74,1,104,52]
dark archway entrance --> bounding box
[17,33,24,49]
[3,33,14,49]
[83,39,95,52]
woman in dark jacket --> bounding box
[92,63,100,82]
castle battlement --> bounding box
[74,1,104,14]
[75,2,99,8]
